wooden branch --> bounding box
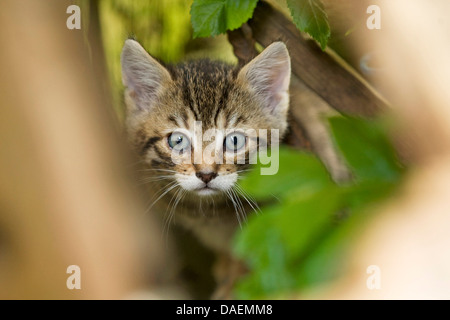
[289,76,352,183]
[227,24,258,67]
[248,1,386,117]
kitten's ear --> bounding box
[121,39,172,113]
[237,42,291,117]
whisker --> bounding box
[169,188,186,228]
[234,184,261,215]
[139,174,174,180]
[162,186,182,240]
[138,168,178,174]
[136,175,174,187]
[235,169,253,174]
[226,189,242,228]
[231,187,247,224]
[145,180,179,214]
[270,193,281,203]
[147,179,176,198]
[211,195,216,216]
[127,159,145,168]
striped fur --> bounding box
[121,39,291,253]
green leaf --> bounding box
[233,182,390,297]
[234,227,295,299]
[233,188,342,298]
[232,118,404,298]
[295,182,395,289]
[190,0,258,38]
[295,208,364,288]
[287,0,331,50]
[329,116,403,182]
[342,180,398,211]
[238,147,333,202]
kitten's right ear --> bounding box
[121,39,172,113]
[237,42,291,119]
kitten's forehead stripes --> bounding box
[213,79,231,127]
[235,116,245,126]
[168,114,189,128]
[167,115,179,126]
[181,111,189,128]
[171,60,236,128]
[182,82,200,121]
[225,113,239,128]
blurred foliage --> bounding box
[234,116,404,299]
[99,0,191,120]
[95,0,236,121]
[191,0,330,49]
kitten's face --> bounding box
[121,40,291,197]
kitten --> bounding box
[121,39,290,296]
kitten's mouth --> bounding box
[195,186,218,196]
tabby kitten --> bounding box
[121,39,290,254]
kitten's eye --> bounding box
[168,132,190,151]
[224,132,246,152]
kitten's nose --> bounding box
[196,171,217,184]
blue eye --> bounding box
[168,132,190,151]
[224,132,246,152]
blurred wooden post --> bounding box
[0,0,158,299]
[308,0,450,299]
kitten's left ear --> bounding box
[121,39,172,114]
[237,42,291,117]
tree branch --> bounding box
[248,1,386,117]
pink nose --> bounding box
[196,171,217,184]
